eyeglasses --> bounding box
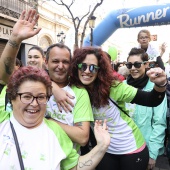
[125,61,146,69]
[139,36,149,40]
[77,63,100,73]
[17,93,48,105]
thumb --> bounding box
[33,27,41,35]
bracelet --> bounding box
[155,79,168,88]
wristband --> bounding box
[155,79,168,88]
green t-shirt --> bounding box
[46,85,94,151]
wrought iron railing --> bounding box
[0,0,38,19]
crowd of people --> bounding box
[0,8,169,170]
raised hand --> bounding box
[160,42,167,57]
[146,67,167,86]
[11,9,41,42]
[94,119,110,150]
[52,81,74,112]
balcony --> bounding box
[0,0,38,19]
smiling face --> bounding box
[78,54,98,87]
[46,46,70,87]
[27,49,45,69]
[11,81,47,129]
[127,55,147,79]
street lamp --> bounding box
[89,16,96,46]
[57,31,66,44]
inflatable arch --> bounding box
[83,3,170,47]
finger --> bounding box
[95,120,100,127]
[28,9,36,23]
[33,27,42,36]
[98,120,103,126]
[32,13,39,25]
[19,10,26,20]
[64,101,72,112]
[66,92,75,99]
[24,9,32,21]
[57,103,62,112]
[60,102,69,113]
[66,100,74,108]
[102,119,107,129]
[94,120,98,129]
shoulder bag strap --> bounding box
[10,121,25,170]
[109,97,130,117]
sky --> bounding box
[96,0,170,61]
[41,0,170,61]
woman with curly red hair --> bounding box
[68,47,167,170]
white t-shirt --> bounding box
[91,82,145,155]
[138,43,159,62]
[165,64,170,78]
[0,113,79,170]
[46,85,94,152]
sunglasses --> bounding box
[77,63,100,73]
[148,62,157,68]
[125,61,146,69]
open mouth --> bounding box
[26,109,39,114]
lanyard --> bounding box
[10,121,25,170]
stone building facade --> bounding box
[0,0,72,65]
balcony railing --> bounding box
[0,0,38,19]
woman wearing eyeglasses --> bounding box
[67,47,167,170]
[125,47,167,170]
[137,29,165,70]
[0,66,111,170]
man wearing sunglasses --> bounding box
[125,48,167,170]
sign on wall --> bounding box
[0,25,13,40]
[0,24,38,45]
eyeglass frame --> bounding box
[125,61,147,69]
[139,36,150,40]
[17,92,49,105]
[77,63,100,73]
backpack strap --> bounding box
[109,97,130,117]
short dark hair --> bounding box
[28,46,45,58]
[16,58,23,67]
[127,47,149,62]
[46,43,72,61]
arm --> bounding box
[156,56,165,70]
[148,96,167,169]
[131,88,165,107]
[56,121,90,146]
[131,67,167,106]
[71,120,110,170]
[0,9,41,83]
[51,87,93,146]
[52,81,74,112]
